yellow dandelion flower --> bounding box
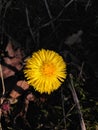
[24,49,67,94]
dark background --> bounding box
[0,0,98,129]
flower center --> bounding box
[41,63,55,77]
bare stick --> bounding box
[43,0,55,31]
[0,64,5,96]
[56,0,74,19]
[0,64,5,130]
[39,0,74,29]
[68,74,86,130]
[85,0,91,11]
[25,7,36,43]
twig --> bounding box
[65,104,75,118]
[25,7,36,43]
[85,0,91,11]
[0,122,2,130]
[0,64,5,130]
[39,0,74,30]
[78,62,85,81]
[43,0,55,31]
[0,64,5,96]
[56,0,74,19]
[68,74,86,130]
[3,0,12,18]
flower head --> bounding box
[24,49,67,94]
